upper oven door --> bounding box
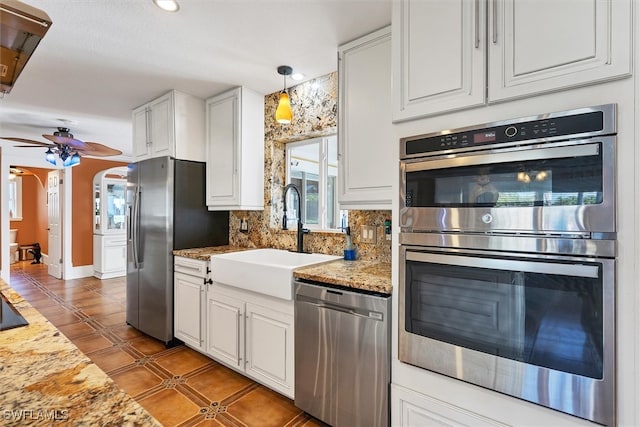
[400,137,615,235]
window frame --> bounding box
[285,135,341,231]
[8,175,23,221]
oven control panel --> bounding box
[403,109,607,156]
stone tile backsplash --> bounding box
[229,72,391,263]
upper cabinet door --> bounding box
[488,0,632,102]
[206,87,264,211]
[206,90,238,206]
[339,26,393,209]
[392,0,486,122]
[131,90,206,162]
[148,94,174,158]
[132,106,150,161]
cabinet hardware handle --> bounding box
[474,0,480,48]
[492,0,498,44]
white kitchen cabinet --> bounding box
[93,168,127,279]
[132,90,206,161]
[488,0,632,102]
[392,0,486,121]
[245,302,294,397]
[93,234,127,279]
[206,291,245,369]
[391,384,507,427]
[338,26,393,209]
[392,0,632,121]
[205,283,294,398]
[205,87,264,210]
[174,256,209,351]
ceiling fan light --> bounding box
[45,148,57,165]
[70,153,81,166]
[276,92,293,124]
[62,151,80,167]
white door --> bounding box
[47,170,62,279]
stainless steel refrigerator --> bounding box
[126,156,228,344]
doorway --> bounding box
[1,158,61,282]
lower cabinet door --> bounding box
[392,384,508,427]
[174,272,204,350]
[94,234,126,278]
[103,244,126,273]
[245,302,294,398]
[206,293,244,370]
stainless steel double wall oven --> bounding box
[399,104,617,426]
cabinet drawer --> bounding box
[174,256,208,277]
[103,235,127,247]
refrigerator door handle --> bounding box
[132,188,141,269]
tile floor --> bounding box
[10,261,325,427]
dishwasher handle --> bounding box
[296,293,384,321]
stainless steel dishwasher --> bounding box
[294,280,391,427]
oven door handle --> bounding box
[406,251,599,278]
[404,142,600,172]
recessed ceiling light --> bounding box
[153,0,180,12]
[291,73,305,81]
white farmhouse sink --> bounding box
[210,248,341,300]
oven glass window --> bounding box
[405,259,603,378]
[405,150,603,207]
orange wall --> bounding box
[71,158,127,266]
[9,168,49,253]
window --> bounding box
[8,175,22,221]
[285,135,346,230]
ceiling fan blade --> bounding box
[1,137,52,146]
[43,134,87,149]
[78,141,123,157]
[15,145,52,148]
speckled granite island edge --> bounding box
[0,279,161,427]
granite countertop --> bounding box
[294,260,392,295]
[173,245,251,260]
[174,246,392,295]
[0,280,161,426]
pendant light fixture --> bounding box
[275,65,293,124]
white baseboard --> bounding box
[64,264,94,280]
[93,270,126,280]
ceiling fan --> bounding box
[1,127,123,166]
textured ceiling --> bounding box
[0,0,391,161]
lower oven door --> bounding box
[399,245,615,426]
